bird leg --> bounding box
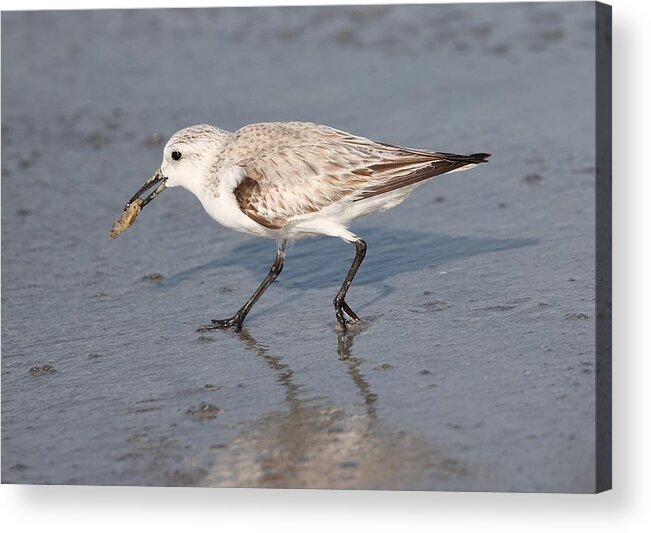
[333,239,367,329]
[198,241,286,333]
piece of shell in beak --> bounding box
[109,169,166,239]
[109,198,143,239]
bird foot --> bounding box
[336,317,366,336]
[197,314,244,333]
[335,300,363,332]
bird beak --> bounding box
[129,168,167,208]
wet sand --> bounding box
[2,3,598,491]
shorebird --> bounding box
[114,122,489,332]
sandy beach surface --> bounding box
[2,3,598,491]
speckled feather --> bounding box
[196,122,488,228]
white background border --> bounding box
[1,0,649,530]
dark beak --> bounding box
[129,168,167,208]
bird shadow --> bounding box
[164,227,536,290]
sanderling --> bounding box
[110,122,489,332]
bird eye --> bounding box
[171,151,182,161]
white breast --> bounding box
[197,166,275,238]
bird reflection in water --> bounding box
[199,327,466,489]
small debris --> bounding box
[135,398,158,404]
[418,369,432,375]
[218,286,235,294]
[132,406,159,414]
[197,335,216,344]
[17,208,31,216]
[565,312,590,320]
[523,173,543,184]
[433,196,445,203]
[478,304,515,311]
[411,300,450,313]
[28,365,57,376]
[375,363,394,371]
[142,272,164,283]
[186,402,222,420]
[203,383,218,390]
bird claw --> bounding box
[335,301,364,333]
[197,315,243,333]
[335,298,360,322]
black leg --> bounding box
[333,239,367,329]
[198,240,287,333]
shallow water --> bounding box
[2,3,598,491]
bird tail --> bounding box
[354,151,490,201]
[435,152,491,164]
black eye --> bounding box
[171,151,182,161]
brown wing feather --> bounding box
[355,158,474,200]
[233,176,284,229]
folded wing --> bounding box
[225,122,489,229]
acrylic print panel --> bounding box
[1,2,611,492]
